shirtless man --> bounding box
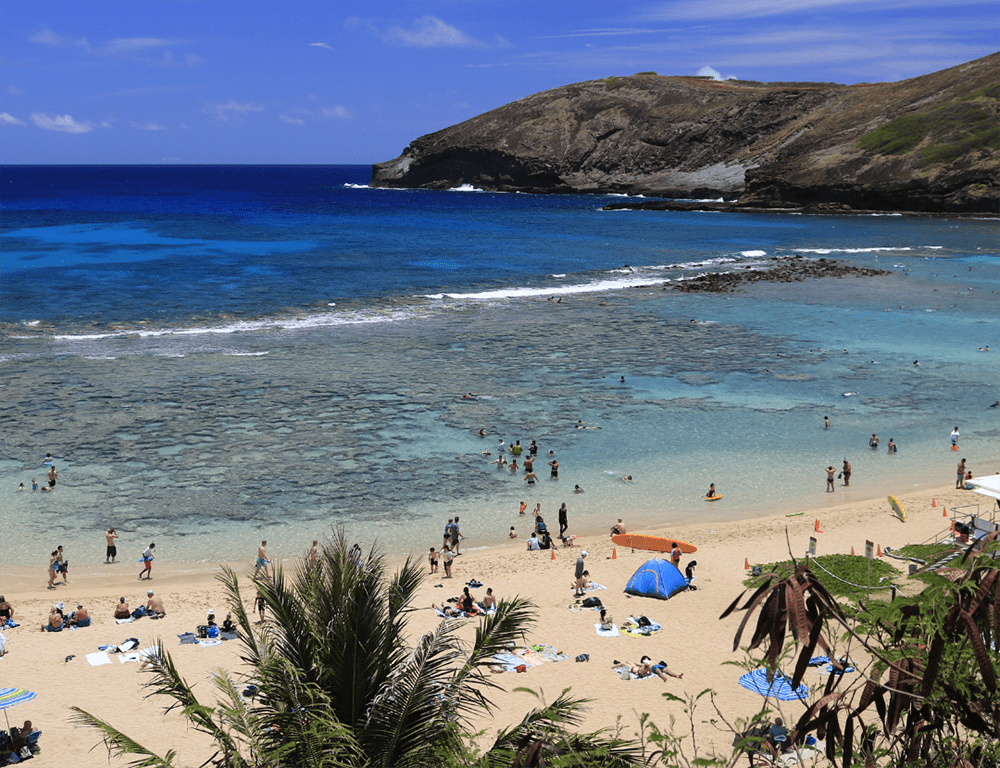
[957,458,967,489]
[869,433,880,450]
[145,590,166,619]
[308,540,318,561]
[611,518,626,536]
[842,459,851,487]
[114,597,131,619]
[71,602,90,627]
[105,528,119,563]
[826,466,836,493]
[256,541,270,576]
[47,465,58,489]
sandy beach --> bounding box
[1,481,994,766]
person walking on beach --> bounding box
[139,542,155,580]
[443,519,454,549]
[842,459,851,487]
[957,458,967,489]
[558,503,569,536]
[105,528,119,564]
[256,541,270,576]
[826,466,836,492]
[56,545,68,584]
[574,550,588,597]
[47,550,59,589]
[442,544,455,578]
[450,516,464,555]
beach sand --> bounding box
[0,483,992,766]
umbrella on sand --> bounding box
[739,669,809,702]
[0,687,36,730]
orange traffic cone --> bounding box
[932,498,937,507]
[877,544,883,557]
[551,549,556,561]
[744,558,750,570]
[815,519,824,534]
[943,506,949,518]
[851,546,856,556]
[612,548,617,560]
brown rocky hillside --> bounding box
[371,52,999,213]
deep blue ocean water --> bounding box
[1,165,997,568]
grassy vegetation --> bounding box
[856,93,1000,167]
[894,542,957,562]
[633,71,657,76]
[745,554,901,602]
[604,76,625,91]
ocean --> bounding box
[1,165,997,569]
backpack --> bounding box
[206,625,220,639]
[637,616,652,627]
[581,597,602,608]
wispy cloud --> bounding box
[1,113,28,126]
[321,106,351,119]
[6,85,26,95]
[309,42,333,50]
[31,113,93,133]
[279,115,305,125]
[28,27,201,67]
[129,120,168,131]
[348,15,509,49]
[206,100,265,121]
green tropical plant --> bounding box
[72,531,648,768]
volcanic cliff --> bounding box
[371,52,999,214]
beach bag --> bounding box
[131,606,147,619]
[197,625,209,638]
[206,625,219,639]
[637,616,652,627]
[581,597,602,608]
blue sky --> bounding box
[1,0,996,165]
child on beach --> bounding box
[254,592,266,623]
[428,547,438,573]
[442,545,454,578]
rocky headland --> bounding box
[669,256,891,293]
[371,53,999,214]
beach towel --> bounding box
[220,630,241,641]
[86,651,113,666]
[434,608,468,620]
[199,639,223,647]
[582,583,607,592]
[119,647,159,664]
[622,621,662,637]
[116,617,135,624]
[595,623,620,637]
[490,644,570,672]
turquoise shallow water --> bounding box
[0,166,997,568]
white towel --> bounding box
[198,639,222,647]
[116,617,135,624]
[87,651,113,666]
[594,623,620,637]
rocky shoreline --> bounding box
[601,199,999,218]
[669,255,891,293]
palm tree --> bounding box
[72,531,647,768]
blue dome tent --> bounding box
[624,559,689,600]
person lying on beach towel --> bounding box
[622,616,662,636]
[432,603,467,619]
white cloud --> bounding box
[104,37,182,53]
[349,15,508,49]
[31,113,93,133]
[279,115,305,125]
[206,100,265,121]
[309,42,333,50]
[129,120,168,131]
[0,113,28,126]
[321,106,351,119]
[28,27,201,67]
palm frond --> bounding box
[69,706,178,768]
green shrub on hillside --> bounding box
[745,554,901,601]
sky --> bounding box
[1,0,997,165]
